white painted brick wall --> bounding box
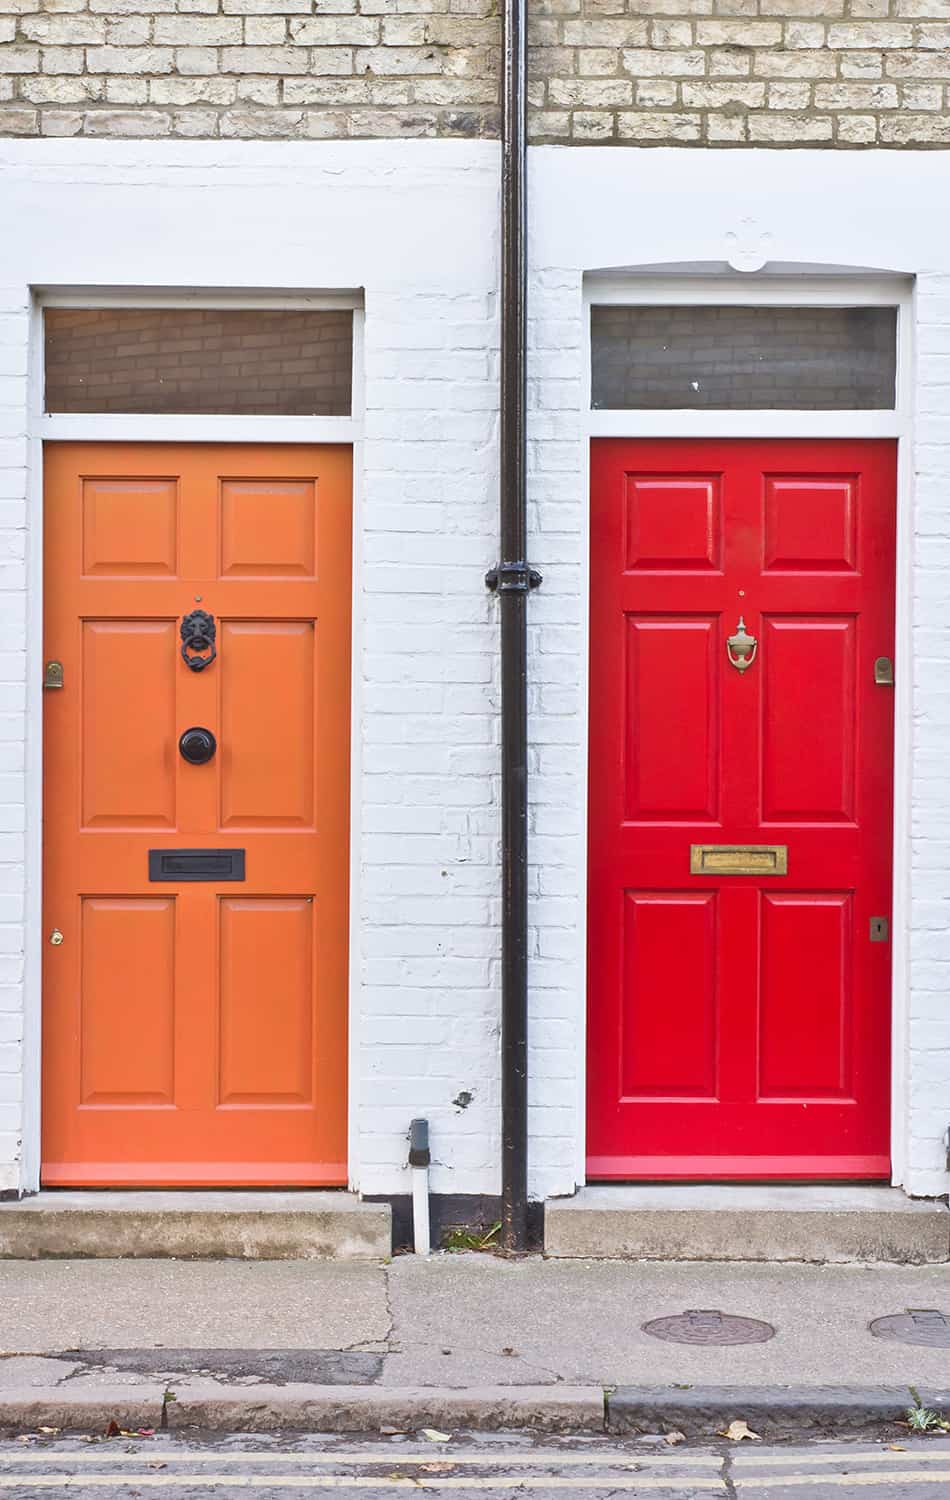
[527,146,950,1202]
[0,140,947,1205]
[0,290,28,1194]
[0,283,28,1194]
[907,273,950,1196]
[0,140,503,1200]
[526,267,587,1202]
[357,282,501,1196]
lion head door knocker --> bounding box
[180,609,217,673]
[726,615,757,674]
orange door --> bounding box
[42,443,351,1186]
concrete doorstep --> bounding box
[0,1192,392,1262]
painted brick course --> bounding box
[5,0,950,141]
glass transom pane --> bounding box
[44,308,353,416]
[590,305,897,411]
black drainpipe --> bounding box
[485,0,541,1255]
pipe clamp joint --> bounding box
[485,562,542,594]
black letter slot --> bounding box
[149,849,246,882]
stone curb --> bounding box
[0,1383,928,1439]
[0,1384,606,1435]
[606,1385,917,1437]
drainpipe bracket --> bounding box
[485,562,543,594]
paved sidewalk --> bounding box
[0,1254,947,1434]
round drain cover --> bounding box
[869,1310,950,1348]
[642,1309,775,1346]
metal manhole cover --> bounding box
[642,1309,775,1346]
[869,1309,950,1348]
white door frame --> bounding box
[578,272,914,1189]
[22,287,366,1194]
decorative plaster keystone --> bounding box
[725,218,773,273]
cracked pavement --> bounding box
[0,1254,949,1393]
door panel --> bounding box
[588,438,895,1179]
[218,897,314,1106]
[621,892,718,1100]
[760,617,857,824]
[79,897,176,1105]
[625,474,722,572]
[82,477,179,578]
[219,621,315,830]
[625,618,720,823]
[758,892,853,1099]
[82,620,178,829]
[43,442,351,1186]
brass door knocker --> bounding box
[726,615,757,674]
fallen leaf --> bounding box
[888,1445,906,1452]
[663,1431,686,1446]
[38,1426,60,1436]
[16,1436,33,1446]
[148,1462,167,1471]
[420,1462,454,1472]
[380,1426,404,1436]
[420,1428,451,1443]
[105,1420,121,1438]
[718,1420,761,1443]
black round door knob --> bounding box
[179,726,217,765]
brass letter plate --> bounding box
[690,844,788,876]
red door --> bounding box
[587,439,896,1180]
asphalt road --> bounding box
[2,1433,950,1498]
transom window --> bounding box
[590,304,898,412]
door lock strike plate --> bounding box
[874,657,894,685]
[870,916,889,943]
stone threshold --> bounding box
[544,1184,950,1263]
[0,1190,391,1261]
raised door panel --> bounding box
[763,475,857,573]
[219,620,315,830]
[624,617,719,823]
[758,892,853,1099]
[80,897,176,1105]
[82,477,179,578]
[218,897,314,1105]
[624,475,722,572]
[621,892,718,1100]
[82,620,177,830]
[219,479,316,579]
[761,617,857,824]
